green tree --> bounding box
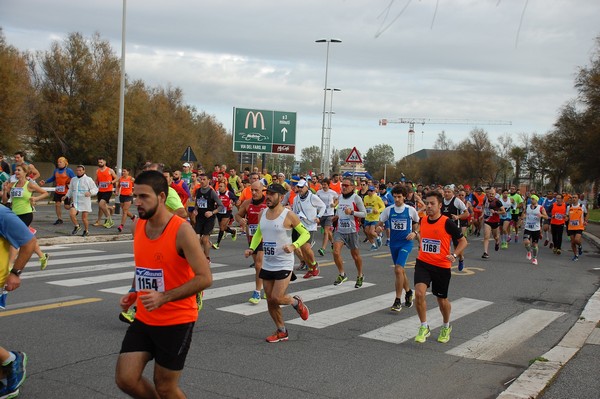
[0,29,35,154]
[364,144,394,179]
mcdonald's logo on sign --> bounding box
[245,111,266,130]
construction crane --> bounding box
[379,118,512,156]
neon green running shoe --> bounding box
[437,325,452,343]
[196,291,204,312]
[415,325,431,343]
[40,253,49,270]
[248,290,261,304]
[119,307,136,324]
[333,274,348,286]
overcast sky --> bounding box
[2,0,599,161]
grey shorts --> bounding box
[333,231,360,250]
[320,215,333,227]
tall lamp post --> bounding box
[316,38,341,176]
[116,0,126,177]
[326,88,341,175]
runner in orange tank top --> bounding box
[116,170,212,398]
[414,191,467,344]
[94,157,118,228]
[116,167,136,233]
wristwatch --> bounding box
[10,268,23,277]
[452,254,458,260]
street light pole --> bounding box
[116,0,126,177]
[326,88,341,175]
[316,38,341,177]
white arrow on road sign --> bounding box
[281,127,287,142]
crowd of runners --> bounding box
[0,150,592,398]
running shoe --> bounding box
[572,255,579,262]
[71,225,81,235]
[117,224,124,233]
[92,220,102,227]
[370,244,378,251]
[481,252,489,259]
[40,253,49,270]
[81,230,89,237]
[262,290,267,299]
[119,307,136,324]
[196,291,204,311]
[507,236,511,242]
[266,330,289,343]
[578,245,583,256]
[6,351,27,392]
[549,242,554,249]
[458,258,464,271]
[103,219,114,228]
[248,290,261,304]
[552,248,557,254]
[437,325,452,343]
[385,239,390,247]
[53,219,63,225]
[295,261,308,271]
[333,274,348,286]
[0,381,19,399]
[231,230,237,241]
[212,242,219,250]
[495,242,500,251]
[293,295,309,320]
[355,275,364,288]
[390,298,402,312]
[501,242,508,249]
[514,236,519,243]
[526,252,532,260]
[318,248,325,257]
[415,325,431,343]
[532,258,538,265]
[376,236,382,248]
[404,290,414,308]
[556,249,561,255]
[303,266,320,279]
[543,239,549,247]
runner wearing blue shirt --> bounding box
[540,191,556,248]
[378,185,420,312]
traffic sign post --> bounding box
[345,147,363,163]
[233,108,297,155]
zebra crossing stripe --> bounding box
[26,253,133,268]
[359,297,492,343]
[24,262,133,280]
[203,276,323,301]
[98,268,257,295]
[34,249,104,257]
[446,308,565,360]
[48,272,133,287]
[218,282,374,316]
[287,290,388,328]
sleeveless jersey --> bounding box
[218,191,233,213]
[472,193,486,212]
[567,205,585,231]
[500,198,513,220]
[10,181,32,216]
[228,175,240,194]
[133,216,198,326]
[441,196,463,225]
[336,194,361,234]
[260,208,294,272]
[54,168,71,195]
[524,204,542,231]
[417,215,453,269]
[96,167,113,192]
[483,198,502,223]
[550,202,567,225]
[119,176,134,196]
[195,187,216,217]
[247,197,267,238]
[388,205,413,243]
[329,180,342,195]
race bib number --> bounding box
[120,181,130,188]
[56,185,66,193]
[263,242,276,257]
[525,223,536,230]
[249,224,258,236]
[391,218,407,231]
[218,207,227,214]
[196,197,208,208]
[339,219,352,229]
[366,207,373,214]
[134,267,165,292]
[10,187,24,198]
[421,238,441,254]
[569,219,580,227]
[553,214,563,220]
[99,181,110,189]
[484,208,492,217]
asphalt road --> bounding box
[3,226,600,398]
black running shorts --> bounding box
[414,259,451,299]
[120,319,195,371]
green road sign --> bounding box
[233,107,296,154]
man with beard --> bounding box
[115,170,212,398]
[193,174,224,262]
[244,184,311,342]
[94,157,118,228]
[236,180,268,304]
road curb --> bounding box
[496,286,600,399]
[38,234,132,246]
